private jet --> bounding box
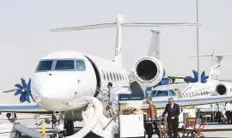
[168,51,232,98]
[1,14,232,138]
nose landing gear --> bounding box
[64,120,74,136]
[52,112,75,137]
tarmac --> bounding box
[0,113,232,138]
[150,131,232,138]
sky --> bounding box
[0,0,232,90]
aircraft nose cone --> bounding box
[31,76,77,102]
[41,84,75,101]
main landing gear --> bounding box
[6,113,17,122]
[52,112,75,137]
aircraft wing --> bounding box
[0,103,51,114]
[219,79,232,82]
[142,95,232,109]
[167,75,185,79]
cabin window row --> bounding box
[182,91,209,98]
[101,70,127,82]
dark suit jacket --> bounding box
[162,103,180,119]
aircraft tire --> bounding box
[84,132,102,138]
[65,120,74,136]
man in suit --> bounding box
[145,97,160,138]
[162,97,180,138]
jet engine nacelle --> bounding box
[133,56,164,87]
[216,83,229,95]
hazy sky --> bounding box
[1,0,232,90]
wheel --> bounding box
[14,131,21,138]
[114,133,119,138]
[84,132,102,138]
[52,114,57,124]
[64,120,74,136]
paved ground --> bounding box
[150,131,232,138]
[203,131,232,137]
[1,113,232,138]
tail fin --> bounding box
[148,30,160,59]
[113,14,123,66]
[190,50,232,81]
[51,14,199,66]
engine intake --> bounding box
[136,60,157,81]
[216,84,227,95]
[133,56,164,87]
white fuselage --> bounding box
[169,80,232,98]
[31,50,129,114]
[150,80,232,100]
[180,81,217,97]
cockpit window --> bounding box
[150,91,157,97]
[36,59,86,72]
[36,60,53,71]
[75,60,86,71]
[156,90,168,97]
[55,60,74,70]
[169,90,176,96]
[54,60,86,71]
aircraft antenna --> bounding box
[196,0,200,82]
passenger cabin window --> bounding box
[110,72,113,81]
[156,90,168,97]
[55,60,74,70]
[113,73,116,81]
[36,60,53,71]
[102,70,106,80]
[116,73,119,81]
[106,72,109,81]
[119,74,122,81]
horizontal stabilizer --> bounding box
[216,53,232,56]
[50,23,116,32]
[219,79,232,82]
[189,54,212,57]
[2,89,16,93]
[123,22,200,27]
[50,22,200,32]
[190,52,232,58]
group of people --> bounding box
[145,97,180,138]
[225,101,232,123]
[106,82,181,137]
